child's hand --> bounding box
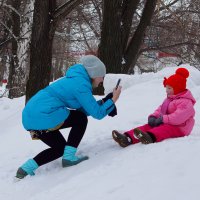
[154,116,163,126]
[148,116,156,127]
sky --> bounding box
[0,64,200,200]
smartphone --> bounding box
[115,78,121,89]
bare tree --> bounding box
[98,0,158,75]
[52,20,71,81]
[0,0,34,98]
[139,0,200,69]
[123,0,158,73]
[26,0,84,102]
[1,0,200,100]
[6,0,22,98]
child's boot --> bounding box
[133,128,154,144]
[16,159,39,179]
[112,130,132,147]
[62,146,89,167]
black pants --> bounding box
[33,110,88,166]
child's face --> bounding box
[166,85,174,96]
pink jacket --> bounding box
[150,89,196,136]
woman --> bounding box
[16,55,121,179]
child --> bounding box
[112,68,196,147]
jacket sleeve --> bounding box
[74,85,115,120]
[163,100,195,125]
[149,105,162,118]
[77,100,104,116]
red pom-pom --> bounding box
[175,68,189,78]
[163,77,167,87]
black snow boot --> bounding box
[133,128,154,144]
[112,130,132,147]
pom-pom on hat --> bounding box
[80,55,106,78]
[163,68,189,95]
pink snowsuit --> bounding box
[125,89,196,143]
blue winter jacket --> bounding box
[22,64,115,130]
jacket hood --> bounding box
[168,89,196,105]
[65,64,91,82]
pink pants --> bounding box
[125,124,185,144]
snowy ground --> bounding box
[0,64,200,200]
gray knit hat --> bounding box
[80,55,106,78]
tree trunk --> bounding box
[98,0,123,74]
[0,64,3,84]
[7,0,25,98]
[0,53,5,82]
[26,0,84,103]
[98,0,141,74]
[26,0,57,102]
[17,0,35,90]
[97,0,140,95]
[123,0,158,73]
[52,34,66,81]
[121,0,140,53]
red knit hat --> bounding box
[163,68,189,95]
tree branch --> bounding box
[0,37,12,47]
[140,41,200,54]
[155,0,180,13]
[77,6,100,38]
[78,20,94,53]
[91,0,102,22]
[0,3,22,17]
[0,20,18,41]
[53,0,84,22]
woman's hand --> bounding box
[112,86,122,103]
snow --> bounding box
[0,64,200,200]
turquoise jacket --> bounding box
[22,64,115,130]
